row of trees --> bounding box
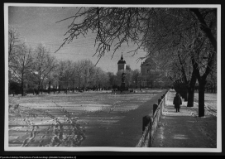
[57,7,217,117]
[143,8,217,116]
[9,28,57,95]
[8,28,142,95]
[55,59,110,93]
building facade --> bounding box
[138,57,170,88]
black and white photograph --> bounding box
[4,3,221,153]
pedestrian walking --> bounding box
[173,93,182,112]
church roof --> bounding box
[117,55,126,64]
[141,57,156,66]
[141,57,158,70]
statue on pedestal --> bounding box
[120,72,126,92]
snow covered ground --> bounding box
[7,90,160,147]
[194,93,217,116]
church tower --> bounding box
[117,54,126,72]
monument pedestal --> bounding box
[121,82,126,90]
[120,82,129,93]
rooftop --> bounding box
[117,55,126,64]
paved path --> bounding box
[152,90,217,148]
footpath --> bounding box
[152,90,217,148]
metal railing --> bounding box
[136,90,169,147]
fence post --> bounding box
[153,104,158,115]
[142,115,151,133]
[158,99,161,105]
[147,117,153,147]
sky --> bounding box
[7,5,148,74]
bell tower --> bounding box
[117,53,126,73]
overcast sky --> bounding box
[8,5,147,74]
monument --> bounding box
[120,72,126,92]
[117,54,128,92]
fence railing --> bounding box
[136,89,169,147]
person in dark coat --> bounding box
[173,93,182,112]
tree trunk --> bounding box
[190,9,217,52]
[53,85,56,94]
[40,85,43,94]
[37,82,41,95]
[198,79,206,117]
[187,73,197,107]
[37,86,40,95]
[58,85,60,93]
[66,82,68,94]
[48,81,51,94]
[21,80,24,96]
[183,87,188,101]
[187,87,195,107]
[78,77,81,90]
[72,81,75,93]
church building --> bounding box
[138,57,170,88]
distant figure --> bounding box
[173,93,182,112]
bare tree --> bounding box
[73,61,85,90]
[45,65,59,94]
[131,69,140,88]
[107,72,116,89]
[70,62,78,92]
[60,60,73,93]
[80,59,96,90]
[8,28,23,65]
[33,44,57,94]
[9,44,34,96]
[55,60,67,93]
[8,28,24,94]
[93,67,109,90]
